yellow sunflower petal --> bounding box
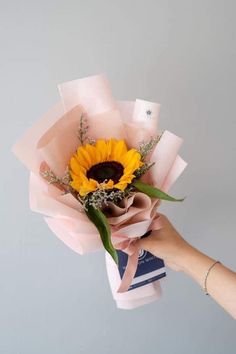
[79,178,98,196]
[113,181,128,191]
[69,156,80,175]
[70,179,82,192]
[119,149,139,167]
[111,140,128,161]
[70,171,80,182]
[84,144,96,161]
[70,171,90,192]
[76,146,93,169]
[103,179,114,189]
[107,138,118,160]
[69,156,86,176]
[123,160,141,175]
[118,173,135,184]
[95,139,109,161]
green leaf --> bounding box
[85,205,118,264]
[132,180,185,202]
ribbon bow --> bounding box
[114,215,163,293]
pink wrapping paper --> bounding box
[13,74,187,309]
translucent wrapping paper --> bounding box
[13,75,187,309]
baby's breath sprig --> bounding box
[77,114,96,146]
[41,168,71,190]
[134,161,155,179]
[77,113,89,145]
[83,185,134,210]
[87,137,96,145]
[138,132,163,160]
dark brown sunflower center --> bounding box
[86,161,124,184]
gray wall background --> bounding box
[1,1,236,353]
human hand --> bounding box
[138,214,236,319]
[138,214,191,271]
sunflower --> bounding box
[69,139,143,196]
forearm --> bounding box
[180,245,236,319]
[139,214,236,318]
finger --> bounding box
[138,230,159,251]
[156,212,169,223]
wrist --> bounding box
[178,245,216,288]
[170,242,194,272]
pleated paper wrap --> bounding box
[13,75,187,309]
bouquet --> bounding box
[13,75,187,309]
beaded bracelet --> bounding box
[204,260,221,295]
